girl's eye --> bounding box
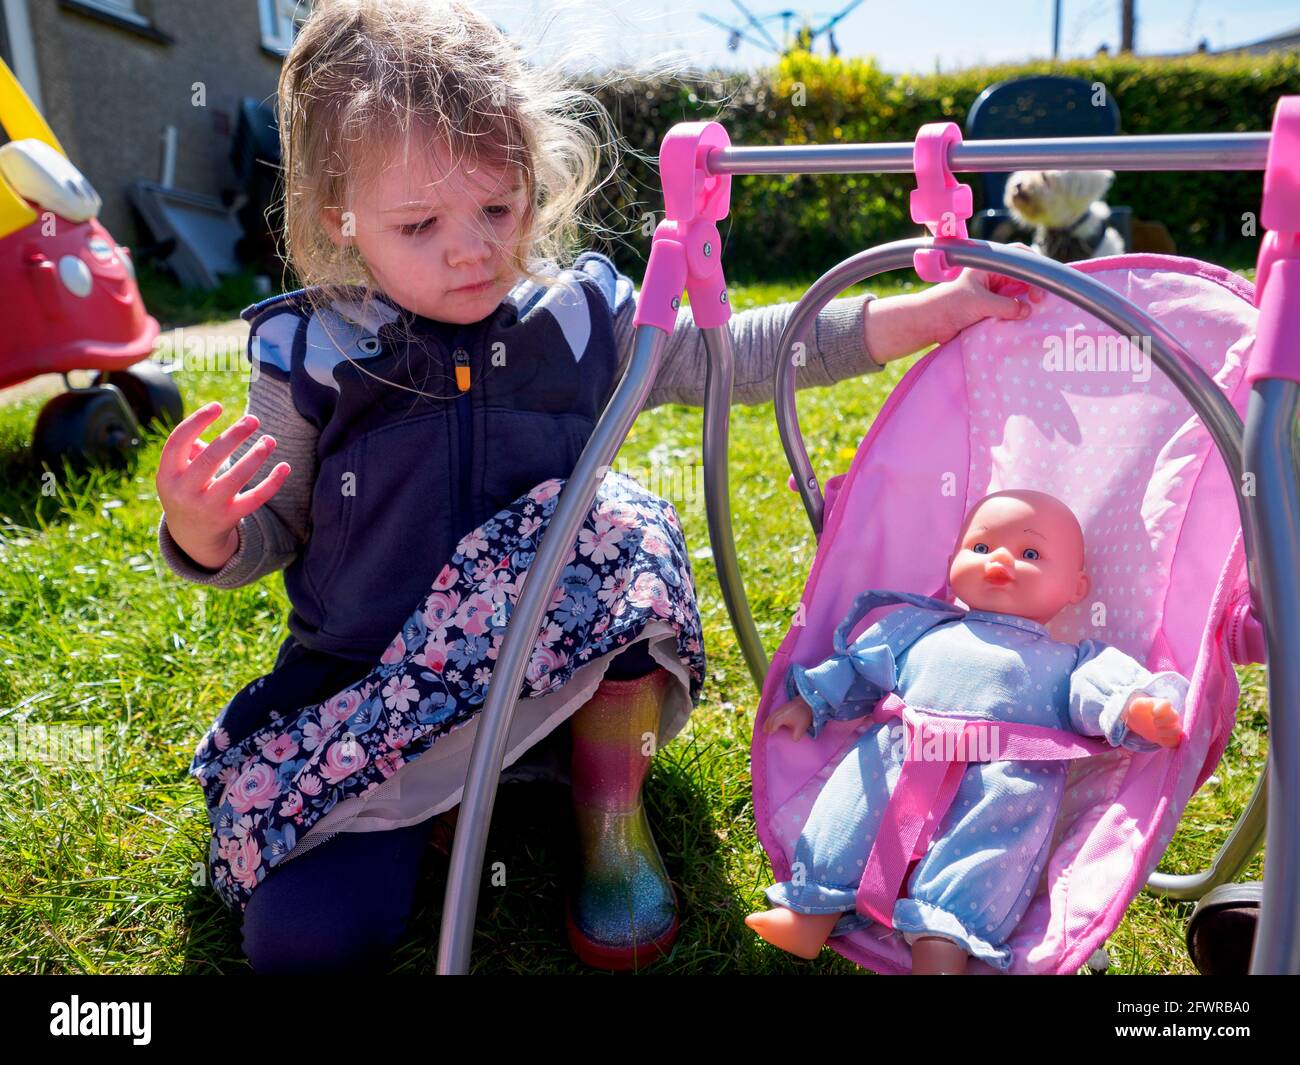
[400,207,506,234]
[1022,548,1040,560]
[972,543,989,554]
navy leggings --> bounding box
[236,635,660,974]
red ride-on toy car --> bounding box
[1,57,179,472]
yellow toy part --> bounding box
[0,57,63,151]
[0,57,66,239]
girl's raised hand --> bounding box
[156,401,292,570]
[926,242,1047,344]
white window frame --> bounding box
[260,0,311,56]
[76,0,151,30]
[3,0,45,112]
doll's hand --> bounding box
[764,696,814,741]
[1122,696,1183,748]
[924,243,1046,345]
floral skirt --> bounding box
[190,471,707,914]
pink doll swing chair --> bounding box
[753,251,1262,975]
[433,107,1299,975]
[748,118,1298,974]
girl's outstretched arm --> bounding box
[612,267,1043,411]
[612,289,882,410]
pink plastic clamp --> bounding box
[909,122,973,283]
[633,122,733,334]
[1248,95,1300,384]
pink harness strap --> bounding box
[854,693,1113,926]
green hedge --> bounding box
[585,52,1300,280]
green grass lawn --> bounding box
[0,270,1267,974]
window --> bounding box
[78,0,151,28]
[59,0,173,44]
[260,0,312,56]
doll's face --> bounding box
[325,134,527,325]
[947,492,1090,625]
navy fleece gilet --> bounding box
[240,252,627,662]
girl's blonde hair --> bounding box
[276,0,677,360]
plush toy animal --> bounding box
[1004,169,1127,262]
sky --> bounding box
[480,0,1300,76]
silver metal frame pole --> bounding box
[705,133,1270,176]
[436,323,669,974]
[701,325,769,691]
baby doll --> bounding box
[746,488,1187,974]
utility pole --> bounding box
[1121,0,1136,54]
[1052,0,1061,59]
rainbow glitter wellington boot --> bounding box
[565,664,679,970]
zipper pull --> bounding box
[452,347,471,392]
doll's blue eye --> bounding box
[1023,548,1040,560]
[972,543,990,554]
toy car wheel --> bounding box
[32,385,143,474]
[93,361,184,430]
[1185,881,1262,975]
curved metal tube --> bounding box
[773,239,1249,550]
[1147,769,1268,899]
[436,323,668,974]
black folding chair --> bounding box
[965,74,1130,247]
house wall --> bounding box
[27,0,283,245]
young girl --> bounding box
[155,0,1042,974]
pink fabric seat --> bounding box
[755,254,1264,975]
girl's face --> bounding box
[337,135,527,324]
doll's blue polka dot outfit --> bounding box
[766,590,1188,971]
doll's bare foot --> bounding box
[745,908,842,959]
[912,935,970,974]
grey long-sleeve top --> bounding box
[156,282,881,590]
